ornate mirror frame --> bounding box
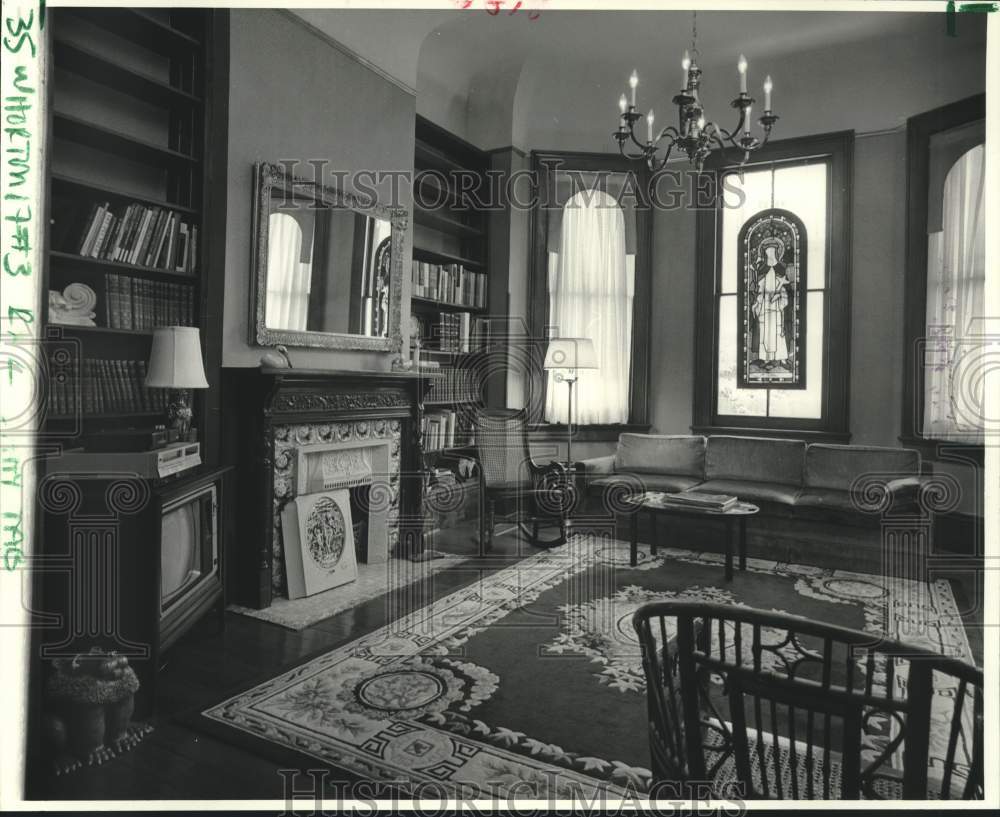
[249,161,406,352]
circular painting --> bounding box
[305,496,346,571]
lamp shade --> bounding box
[543,337,598,370]
[145,326,209,389]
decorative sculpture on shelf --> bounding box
[48,283,98,327]
[42,648,153,775]
[259,344,294,369]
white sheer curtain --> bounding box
[545,190,634,424]
[923,144,986,442]
[265,212,312,331]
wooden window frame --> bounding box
[901,94,985,465]
[693,130,854,441]
[527,150,652,439]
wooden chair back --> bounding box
[633,601,983,800]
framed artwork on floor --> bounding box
[281,488,358,599]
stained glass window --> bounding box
[717,160,828,419]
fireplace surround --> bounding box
[222,367,431,609]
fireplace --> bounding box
[222,367,430,609]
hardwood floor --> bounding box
[25,521,984,801]
[27,523,527,801]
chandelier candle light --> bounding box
[613,13,779,171]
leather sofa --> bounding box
[581,434,933,576]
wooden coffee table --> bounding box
[623,492,760,580]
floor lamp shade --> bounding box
[543,337,597,371]
[146,326,209,389]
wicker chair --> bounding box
[471,408,576,552]
[633,601,983,800]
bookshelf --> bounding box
[412,117,493,463]
[43,8,226,460]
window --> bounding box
[903,95,985,452]
[694,131,852,438]
[529,152,652,434]
[265,211,312,331]
[545,188,634,424]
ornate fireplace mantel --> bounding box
[222,367,434,609]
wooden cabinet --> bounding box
[37,465,233,716]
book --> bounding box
[77,202,106,255]
[89,208,114,258]
[654,492,738,512]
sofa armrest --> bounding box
[579,454,616,475]
[884,476,922,495]
[851,474,949,514]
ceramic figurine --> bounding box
[43,648,152,775]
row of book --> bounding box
[425,364,479,405]
[411,261,487,308]
[104,273,196,330]
[422,409,472,452]
[47,358,167,417]
[432,312,500,353]
[74,200,199,273]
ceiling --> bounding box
[293,7,987,149]
[295,7,956,89]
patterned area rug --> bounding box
[227,554,468,631]
[202,537,973,798]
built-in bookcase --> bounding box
[412,116,493,456]
[43,7,226,459]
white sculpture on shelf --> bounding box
[48,283,98,327]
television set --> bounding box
[160,483,219,620]
[158,469,227,652]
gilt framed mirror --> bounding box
[250,162,406,351]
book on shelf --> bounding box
[424,363,477,405]
[421,408,473,451]
[103,273,195,331]
[47,356,166,418]
[413,312,488,354]
[411,259,487,308]
[64,198,199,273]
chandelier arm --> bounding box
[627,124,650,153]
[730,108,748,139]
[617,142,650,162]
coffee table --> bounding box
[623,492,760,580]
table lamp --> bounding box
[543,337,597,463]
[145,326,209,440]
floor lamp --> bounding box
[544,337,597,464]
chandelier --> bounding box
[613,12,779,172]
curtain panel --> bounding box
[923,143,986,442]
[544,189,634,425]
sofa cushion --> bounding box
[615,434,706,477]
[704,436,805,486]
[804,444,920,492]
[691,479,801,506]
[794,488,866,514]
[590,473,705,495]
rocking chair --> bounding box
[472,408,576,552]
